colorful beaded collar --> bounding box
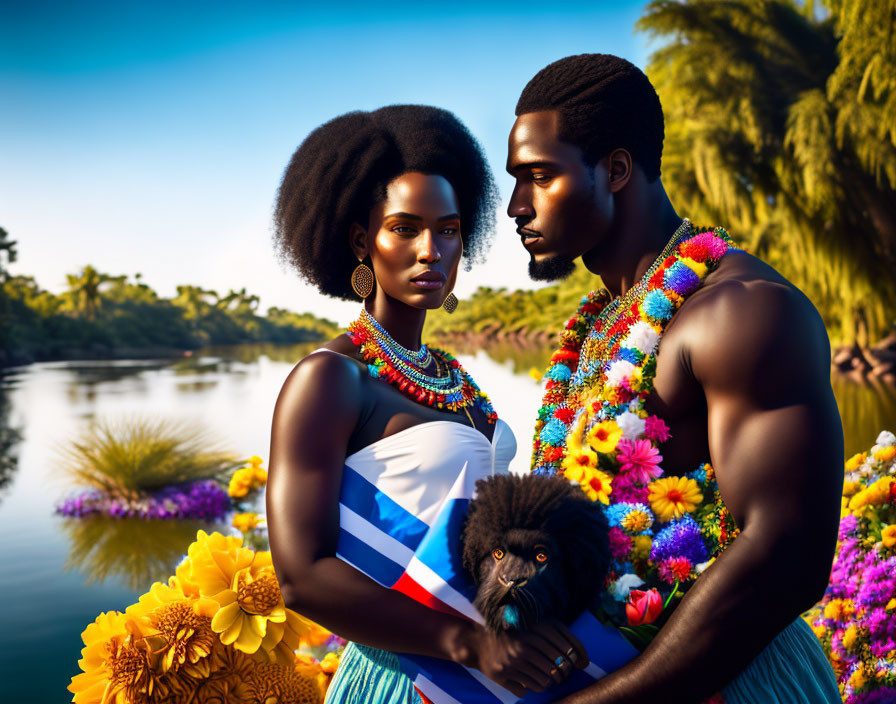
[347,309,498,424]
[531,224,735,475]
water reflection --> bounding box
[60,516,227,591]
[0,380,22,506]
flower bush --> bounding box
[68,530,342,704]
[811,431,896,704]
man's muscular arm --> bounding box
[558,276,843,704]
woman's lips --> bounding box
[410,271,446,290]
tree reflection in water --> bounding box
[60,515,227,591]
[0,378,23,506]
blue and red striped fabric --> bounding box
[337,462,638,703]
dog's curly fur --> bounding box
[461,474,611,632]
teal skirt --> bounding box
[722,618,840,703]
[324,643,421,704]
[326,619,838,703]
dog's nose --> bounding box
[498,575,528,588]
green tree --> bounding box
[637,0,896,346]
[0,227,16,282]
[64,265,110,321]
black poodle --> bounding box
[461,474,611,633]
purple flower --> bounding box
[650,516,708,564]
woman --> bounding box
[266,105,585,704]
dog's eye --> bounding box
[535,551,548,563]
[493,548,504,560]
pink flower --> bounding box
[611,474,651,504]
[658,556,693,584]
[609,526,632,561]
[625,588,663,626]
[616,439,663,483]
[644,416,670,443]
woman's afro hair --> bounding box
[273,104,499,300]
[516,54,664,182]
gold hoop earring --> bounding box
[442,292,458,314]
[351,263,374,299]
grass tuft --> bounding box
[57,417,240,499]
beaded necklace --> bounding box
[531,222,734,475]
[347,309,498,424]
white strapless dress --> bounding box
[326,419,517,704]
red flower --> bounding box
[625,589,663,626]
[554,407,575,423]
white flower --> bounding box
[616,411,646,440]
[876,431,896,447]
[610,573,645,602]
[622,321,660,355]
[695,560,714,575]
[605,360,636,388]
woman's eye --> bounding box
[493,548,504,560]
[440,227,459,236]
[535,552,548,563]
[531,172,550,183]
[392,225,416,234]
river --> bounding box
[1,343,894,701]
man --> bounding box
[507,54,842,703]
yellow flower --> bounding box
[125,581,218,677]
[823,598,855,622]
[620,508,653,534]
[561,445,599,473]
[586,420,623,454]
[882,524,896,548]
[849,663,868,690]
[300,621,333,648]
[245,662,323,704]
[811,623,827,641]
[232,512,262,533]
[563,464,613,504]
[874,446,896,463]
[842,624,860,651]
[648,476,703,522]
[845,452,867,472]
[68,611,168,704]
[842,480,862,498]
[228,467,256,498]
[184,531,312,658]
[631,535,653,561]
[886,598,896,611]
[679,256,708,278]
[849,476,895,511]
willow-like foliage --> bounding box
[638,0,896,344]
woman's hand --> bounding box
[464,620,588,697]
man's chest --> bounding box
[642,332,711,475]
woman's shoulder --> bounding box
[277,336,366,414]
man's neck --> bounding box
[584,185,682,298]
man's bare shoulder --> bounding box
[668,250,831,391]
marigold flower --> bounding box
[845,452,867,472]
[649,476,703,522]
[245,662,323,704]
[586,420,623,454]
[68,611,169,704]
[563,464,613,504]
[882,524,896,548]
[126,581,218,677]
[232,512,262,533]
[842,624,860,651]
[841,480,862,498]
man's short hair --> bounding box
[516,54,664,182]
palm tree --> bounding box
[637,0,896,346]
[65,265,109,321]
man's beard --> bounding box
[528,254,576,282]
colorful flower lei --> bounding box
[529,226,742,646]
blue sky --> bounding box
[1,1,650,325]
